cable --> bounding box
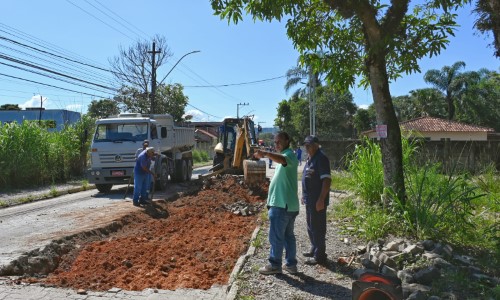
[0,54,117,91]
[184,75,287,88]
[186,103,222,120]
[65,0,137,41]
[0,72,111,98]
[93,0,151,39]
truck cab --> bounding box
[87,113,194,193]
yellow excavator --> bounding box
[200,116,266,185]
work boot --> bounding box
[282,264,298,274]
[258,264,282,275]
[304,257,327,266]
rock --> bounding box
[427,296,441,300]
[356,245,367,254]
[431,257,452,269]
[383,239,405,251]
[376,252,397,269]
[361,258,378,270]
[421,240,435,251]
[422,252,442,260]
[402,244,424,256]
[402,283,431,299]
[381,265,398,278]
[453,254,474,266]
[397,269,414,283]
[414,267,440,285]
[407,290,427,300]
[77,289,87,295]
[108,287,121,293]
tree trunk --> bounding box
[368,57,406,205]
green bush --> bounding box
[192,149,210,163]
[0,116,94,190]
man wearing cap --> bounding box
[133,147,156,207]
[302,135,331,265]
[253,131,300,275]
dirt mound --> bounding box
[37,175,268,291]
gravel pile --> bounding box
[232,189,359,300]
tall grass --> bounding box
[0,116,94,190]
[193,149,210,163]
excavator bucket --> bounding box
[243,159,267,186]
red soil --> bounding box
[42,176,268,291]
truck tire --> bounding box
[96,184,113,193]
[157,162,169,190]
[173,159,184,182]
[185,159,192,181]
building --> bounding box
[0,108,81,131]
[363,116,494,141]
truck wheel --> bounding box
[158,162,169,190]
[185,159,192,181]
[174,159,184,182]
[96,184,113,193]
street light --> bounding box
[237,102,249,119]
[158,50,201,86]
[151,50,200,113]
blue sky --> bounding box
[0,1,498,126]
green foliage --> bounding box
[330,171,352,192]
[394,163,483,242]
[346,138,384,205]
[87,99,121,119]
[0,116,94,190]
[193,150,210,163]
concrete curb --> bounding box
[225,224,262,300]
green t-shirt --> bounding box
[267,147,299,212]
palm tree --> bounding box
[424,61,467,120]
[473,0,500,58]
[284,58,322,99]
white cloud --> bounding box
[358,104,370,110]
[20,95,48,109]
[65,104,83,112]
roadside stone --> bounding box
[402,244,424,256]
[381,265,398,278]
[403,283,431,299]
[383,239,405,251]
[77,288,87,295]
[431,257,452,269]
[397,269,415,284]
[421,240,435,251]
[422,252,442,260]
[414,267,440,285]
[407,290,427,300]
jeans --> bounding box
[268,206,299,268]
[305,205,327,261]
[133,172,149,204]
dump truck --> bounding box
[201,116,266,185]
[86,113,195,193]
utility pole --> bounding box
[148,42,161,114]
[237,102,249,119]
[38,95,43,125]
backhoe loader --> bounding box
[200,116,266,185]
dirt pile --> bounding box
[38,175,268,291]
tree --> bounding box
[115,83,188,121]
[315,86,357,139]
[473,0,500,58]
[274,99,297,138]
[353,108,373,136]
[455,69,500,130]
[211,0,468,204]
[0,104,21,110]
[424,61,467,120]
[393,88,446,121]
[109,35,173,109]
[87,99,121,119]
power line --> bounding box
[0,72,111,98]
[184,75,286,88]
[186,103,222,120]
[65,0,137,41]
[0,54,117,91]
[93,0,151,39]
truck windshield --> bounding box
[94,123,148,142]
